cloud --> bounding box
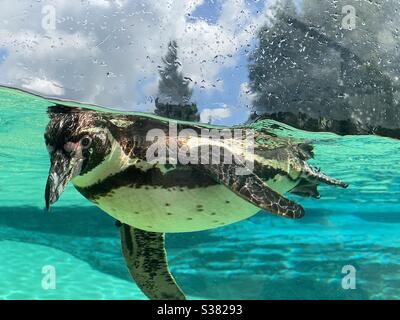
[0,0,271,112]
[22,77,65,96]
[200,105,232,123]
[238,82,256,108]
[88,0,112,8]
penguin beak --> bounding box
[45,149,75,211]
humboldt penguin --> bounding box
[44,104,348,300]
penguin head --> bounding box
[44,106,112,210]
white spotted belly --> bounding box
[91,184,260,233]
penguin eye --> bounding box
[81,136,92,148]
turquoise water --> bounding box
[0,86,399,299]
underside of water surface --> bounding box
[0,86,399,300]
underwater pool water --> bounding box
[0,86,399,300]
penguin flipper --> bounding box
[194,164,305,219]
[120,224,186,300]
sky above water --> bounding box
[0,0,292,125]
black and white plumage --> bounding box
[44,104,347,300]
